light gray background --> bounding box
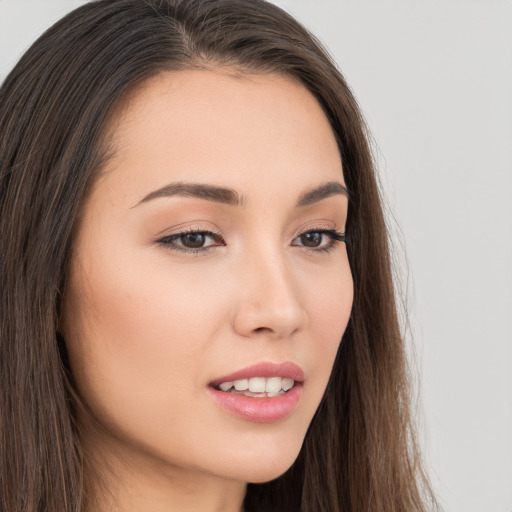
[1,1,511,511]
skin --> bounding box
[62,69,353,512]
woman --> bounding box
[0,0,437,511]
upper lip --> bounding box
[209,361,304,387]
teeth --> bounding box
[233,379,249,391]
[282,378,294,391]
[265,377,282,394]
[248,377,266,393]
[217,377,296,395]
[219,381,233,392]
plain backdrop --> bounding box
[1,1,511,511]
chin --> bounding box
[215,431,305,484]
[237,458,298,485]
[246,464,296,485]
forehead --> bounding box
[96,69,343,206]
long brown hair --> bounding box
[0,1,437,510]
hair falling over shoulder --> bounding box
[0,0,438,510]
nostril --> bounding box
[232,299,307,339]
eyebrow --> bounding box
[134,180,349,208]
[135,182,245,207]
[296,181,349,207]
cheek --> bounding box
[63,242,216,430]
[63,250,235,469]
[302,259,353,393]
[65,255,219,389]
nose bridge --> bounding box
[232,240,308,338]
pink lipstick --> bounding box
[207,361,304,423]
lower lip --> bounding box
[207,383,303,423]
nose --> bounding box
[232,250,308,340]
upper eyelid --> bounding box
[163,225,343,239]
[156,226,222,241]
[297,225,342,234]
[174,226,222,236]
[295,225,345,242]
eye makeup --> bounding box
[155,227,225,255]
[154,225,346,256]
[292,228,346,254]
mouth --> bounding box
[207,361,304,422]
[213,376,296,397]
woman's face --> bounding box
[63,69,353,487]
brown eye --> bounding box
[300,232,322,247]
[180,232,206,248]
[291,229,346,253]
[156,230,225,254]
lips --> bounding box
[207,361,304,423]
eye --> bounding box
[156,229,225,254]
[292,229,346,253]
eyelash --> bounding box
[155,227,346,255]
